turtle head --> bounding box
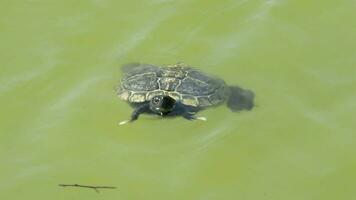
[149,95,176,116]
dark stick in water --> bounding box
[58,184,117,193]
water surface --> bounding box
[1,0,355,199]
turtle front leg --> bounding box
[173,102,207,121]
[182,111,207,121]
[119,103,150,125]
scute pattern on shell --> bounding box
[117,63,228,107]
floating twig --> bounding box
[58,184,117,193]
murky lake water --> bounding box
[1,0,355,199]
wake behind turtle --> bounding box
[116,63,254,125]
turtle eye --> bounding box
[153,97,160,104]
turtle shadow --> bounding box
[227,86,255,112]
[121,63,141,72]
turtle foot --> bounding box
[118,120,130,126]
[196,116,207,121]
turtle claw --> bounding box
[196,116,207,121]
[119,120,130,126]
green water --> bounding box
[1,0,355,199]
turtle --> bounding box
[116,63,254,125]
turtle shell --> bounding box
[117,63,228,107]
